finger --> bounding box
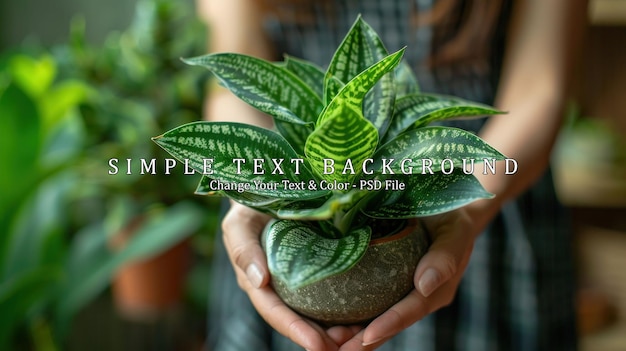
[241,275,339,351]
[222,203,271,288]
[360,280,460,347]
[326,325,363,346]
[415,213,474,297]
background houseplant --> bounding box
[56,0,217,320]
[0,0,215,348]
[154,17,506,324]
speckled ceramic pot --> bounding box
[270,220,429,325]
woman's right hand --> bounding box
[221,202,363,351]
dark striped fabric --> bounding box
[207,1,578,350]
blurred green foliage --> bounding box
[0,0,217,349]
[57,0,210,214]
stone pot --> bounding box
[270,219,429,325]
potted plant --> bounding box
[55,0,216,320]
[153,17,506,325]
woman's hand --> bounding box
[221,202,363,351]
[338,208,478,350]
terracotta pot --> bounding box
[270,220,429,325]
[110,217,191,321]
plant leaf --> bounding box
[305,105,378,183]
[363,170,493,218]
[276,191,359,220]
[317,48,404,127]
[276,56,327,152]
[274,121,310,156]
[384,94,505,143]
[324,16,388,96]
[183,53,322,125]
[194,175,330,213]
[265,220,371,290]
[323,16,396,135]
[394,61,420,97]
[323,76,344,106]
[304,49,404,183]
[282,55,324,99]
[0,267,62,349]
[371,126,506,174]
[153,121,326,199]
[56,202,204,326]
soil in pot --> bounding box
[270,219,429,326]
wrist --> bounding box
[465,197,503,238]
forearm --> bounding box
[467,88,566,232]
[466,0,586,233]
[197,0,275,127]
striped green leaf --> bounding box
[274,120,309,156]
[323,76,344,106]
[305,105,379,184]
[282,55,324,99]
[383,94,505,143]
[152,121,326,199]
[274,56,326,153]
[264,219,371,290]
[394,61,420,97]
[324,16,396,135]
[371,127,506,175]
[318,48,404,127]
[324,16,388,96]
[363,169,493,218]
[195,175,330,215]
[305,49,404,183]
[183,53,322,125]
[276,191,360,221]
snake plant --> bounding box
[153,17,506,290]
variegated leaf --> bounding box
[274,120,311,156]
[323,76,344,106]
[394,61,420,97]
[195,176,330,215]
[152,121,327,199]
[282,55,324,99]
[273,55,326,152]
[363,170,493,218]
[264,219,371,290]
[317,48,405,127]
[383,94,505,143]
[324,16,388,91]
[323,16,396,135]
[305,105,379,184]
[183,53,322,125]
[370,126,506,175]
[276,191,360,220]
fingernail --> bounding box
[362,337,383,347]
[418,268,441,297]
[246,263,264,288]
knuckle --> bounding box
[438,251,459,278]
[230,241,256,269]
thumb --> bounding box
[222,203,272,289]
[415,212,474,298]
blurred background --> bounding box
[1,0,220,350]
[0,0,625,350]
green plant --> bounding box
[0,0,212,348]
[59,0,210,210]
[0,50,204,351]
[153,17,506,291]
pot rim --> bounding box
[369,218,419,246]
